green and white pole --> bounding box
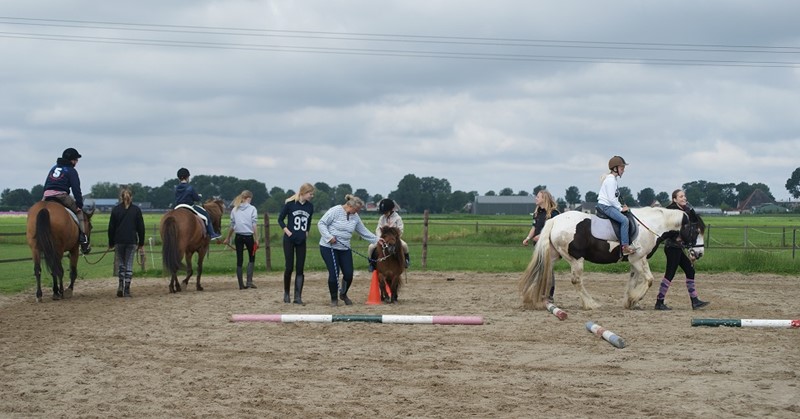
[691,318,800,328]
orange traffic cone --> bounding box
[366,270,382,305]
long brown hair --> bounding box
[119,187,133,209]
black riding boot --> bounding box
[404,253,410,268]
[293,275,305,305]
[339,278,353,305]
[236,266,245,290]
[691,296,710,310]
[117,279,124,298]
[123,282,131,298]
[655,299,672,310]
[245,262,256,289]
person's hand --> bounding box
[328,237,337,244]
[108,246,114,251]
[522,237,531,246]
[621,205,629,212]
[222,238,229,245]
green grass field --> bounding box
[1,212,798,295]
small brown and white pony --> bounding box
[26,200,94,302]
[519,207,704,310]
[160,198,224,293]
[376,226,405,303]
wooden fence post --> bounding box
[263,212,272,270]
[422,210,429,269]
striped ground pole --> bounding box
[585,321,626,349]
[691,318,800,328]
[545,302,568,320]
[231,314,484,325]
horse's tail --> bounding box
[161,217,184,274]
[35,208,63,279]
[519,219,555,310]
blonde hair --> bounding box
[537,189,558,219]
[285,182,315,203]
[343,194,364,210]
[119,187,133,209]
[232,190,253,211]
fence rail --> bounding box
[2,216,798,266]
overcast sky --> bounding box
[2,1,799,202]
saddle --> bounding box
[44,196,80,225]
[174,204,209,225]
[591,208,638,243]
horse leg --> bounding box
[33,255,43,303]
[195,251,205,291]
[569,259,600,309]
[625,256,654,309]
[51,269,62,300]
[64,251,79,299]
[390,276,399,303]
[169,272,179,293]
[378,274,389,302]
[181,251,193,289]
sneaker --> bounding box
[209,232,222,240]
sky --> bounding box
[2,1,799,203]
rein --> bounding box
[628,211,660,239]
[82,247,112,265]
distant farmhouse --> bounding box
[471,195,535,215]
[85,197,152,212]
[736,189,781,214]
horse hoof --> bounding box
[52,294,62,301]
[36,296,43,303]
[197,286,204,291]
[63,289,73,299]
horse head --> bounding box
[380,226,400,246]
[83,199,95,240]
[680,212,705,261]
[203,197,226,234]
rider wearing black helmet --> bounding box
[368,198,410,270]
[43,147,91,254]
[174,168,221,239]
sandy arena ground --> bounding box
[1,270,798,418]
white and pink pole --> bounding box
[231,314,484,325]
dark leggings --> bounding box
[657,246,697,300]
[320,246,353,300]
[235,234,256,266]
[283,237,307,293]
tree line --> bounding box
[3,168,799,213]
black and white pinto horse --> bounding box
[519,207,704,310]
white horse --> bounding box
[519,207,705,310]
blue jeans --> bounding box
[320,245,354,300]
[597,203,629,246]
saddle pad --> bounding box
[174,204,208,223]
[590,216,618,242]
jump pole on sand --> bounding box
[691,318,800,328]
[585,321,626,349]
[231,314,484,325]
[545,302,568,320]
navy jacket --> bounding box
[108,203,146,247]
[43,158,84,208]
[175,183,202,206]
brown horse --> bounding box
[376,226,405,303]
[160,198,224,293]
[26,200,94,302]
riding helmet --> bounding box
[378,199,396,214]
[608,155,628,171]
[62,147,82,161]
[177,167,191,180]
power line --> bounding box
[1,16,798,68]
